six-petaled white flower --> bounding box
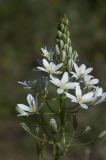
[65,85,94,109]
[37,59,63,75]
[41,47,51,61]
[50,72,78,94]
[84,75,99,88]
[71,63,93,79]
[17,94,38,116]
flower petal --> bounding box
[71,73,78,79]
[95,87,103,97]
[61,72,68,83]
[43,59,49,68]
[90,79,99,85]
[55,71,62,74]
[27,94,35,108]
[65,82,78,89]
[65,92,77,102]
[50,76,60,87]
[16,107,28,116]
[82,92,94,102]
[80,64,86,72]
[80,103,88,109]
[55,63,63,71]
[76,85,82,97]
[85,67,93,74]
[17,104,30,111]
[37,67,46,72]
[41,48,50,60]
[57,88,64,94]
[74,63,79,73]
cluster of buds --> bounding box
[55,16,78,72]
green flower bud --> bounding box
[67,38,71,45]
[55,44,60,55]
[74,51,78,59]
[68,59,73,72]
[58,31,62,38]
[64,27,67,34]
[69,46,72,57]
[63,34,67,42]
[67,31,70,37]
[66,17,69,25]
[60,40,64,49]
[62,50,66,62]
[60,23,64,32]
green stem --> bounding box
[53,142,57,160]
[37,142,46,160]
[45,98,59,116]
[59,95,65,159]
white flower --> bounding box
[94,87,106,104]
[65,85,94,109]
[17,94,38,116]
[50,72,78,94]
[41,47,50,61]
[84,75,99,88]
[71,63,93,79]
[37,59,63,75]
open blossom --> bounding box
[50,72,78,94]
[17,94,38,116]
[37,59,63,75]
[65,85,94,109]
[84,75,99,88]
[94,87,106,104]
[41,47,51,61]
[71,63,93,79]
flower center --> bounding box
[79,69,84,76]
[77,96,83,103]
[48,64,55,73]
[31,106,37,113]
[59,82,65,89]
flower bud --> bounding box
[67,31,70,37]
[67,38,71,45]
[60,40,64,49]
[60,23,64,32]
[69,46,72,57]
[73,51,78,59]
[55,44,60,55]
[64,27,67,34]
[49,118,57,133]
[62,50,66,62]
[63,34,67,42]
[58,31,62,38]
[64,44,68,53]
[66,17,69,25]
[68,59,73,72]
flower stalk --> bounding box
[16,15,106,160]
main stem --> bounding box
[52,95,65,160]
[59,95,65,159]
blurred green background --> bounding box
[0,0,106,159]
